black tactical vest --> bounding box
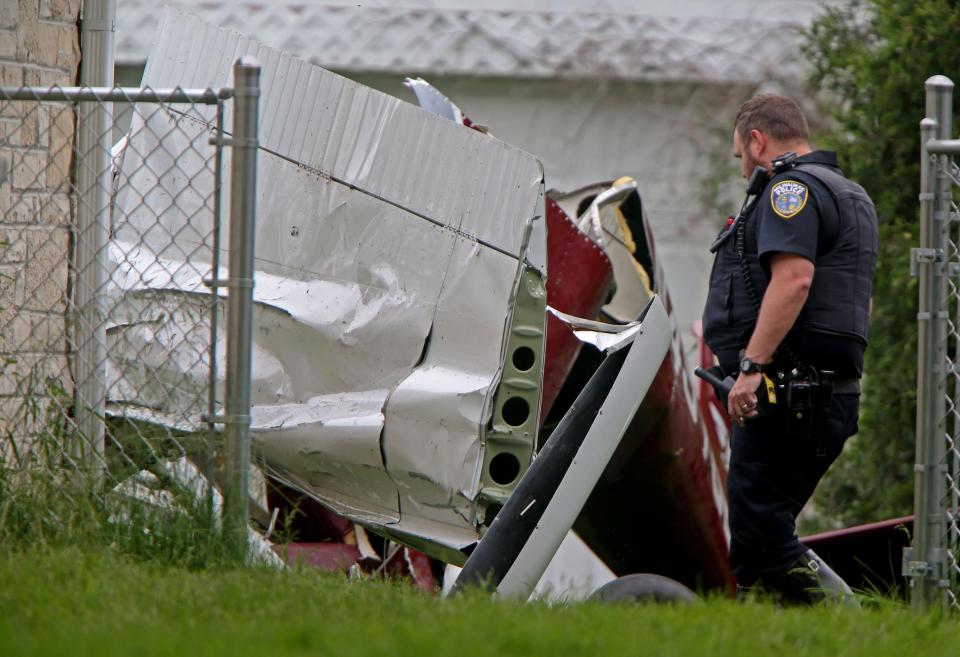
[702,162,879,362]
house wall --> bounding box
[0,0,81,434]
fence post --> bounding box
[74,0,116,476]
[911,75,954,611]
[223,57,260,556]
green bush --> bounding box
[804,0,960,524]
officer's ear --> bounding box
[748,129,766,159]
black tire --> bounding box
[590,574,698,605]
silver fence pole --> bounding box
[910,75,954,611]
[911,112,941,610]
[929,75,954,611]
[930,75,955,611]
[74,0,116,475]
[205,100,226,511]
[223,57,260,555]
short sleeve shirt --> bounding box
[750,151,865,376]
[755,173,820,267]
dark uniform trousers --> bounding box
[727,391,860,584]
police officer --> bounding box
[702,94,878,603]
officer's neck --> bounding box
[768,141,812,163]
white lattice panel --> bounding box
[116,0,826,83]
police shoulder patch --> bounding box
[770,180,808,219]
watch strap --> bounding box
[740,357,765,374]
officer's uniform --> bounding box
[702,150,879,589]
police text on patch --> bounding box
[770,180,808,219]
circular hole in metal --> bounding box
[484,503,503,526]
[489,452,521,486]
[512,346,536,372]
[501,396,530,427]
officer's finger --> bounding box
[729,395,748,416]
[729,391,743,410]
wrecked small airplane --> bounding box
[104,8,735,601]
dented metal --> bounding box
[546,306,644,352]
[107,8,546,559]
[101,10,735,598]
[476,216,548,527]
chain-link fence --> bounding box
[909,74,960,611]
[0,59,260,554]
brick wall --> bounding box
[0,1,81,440]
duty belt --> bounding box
[831,378,860,395]
[713,351,861,395]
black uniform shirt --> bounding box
[757,151,865,378]
[704,151,865,378]
[756,151,838,269]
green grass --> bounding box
[1,409,245,570]
[0,546,957,657]
[0,461,241,569]
[2,423,956,657]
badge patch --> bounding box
[770,180,808,219]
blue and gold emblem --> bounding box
[770,180,808,219]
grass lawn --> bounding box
[0,546,957,657]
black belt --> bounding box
[713,350,860,393]
[832,378,860,395]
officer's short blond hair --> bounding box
[734,94,810,145]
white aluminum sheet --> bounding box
[108,8,544,538]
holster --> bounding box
[770,367,835,457]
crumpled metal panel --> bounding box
[383,242,521,533]
[109,8,544,538]
[403,77,465,124]
[540,196,613,420]
[573,181,653,323]
[138,12,540,258]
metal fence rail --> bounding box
[0,59,259,555]
[910,74,960,611]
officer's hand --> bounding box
[728,372,762,426]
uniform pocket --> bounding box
[702,271,734,341]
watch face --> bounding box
[741,361,750,372]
